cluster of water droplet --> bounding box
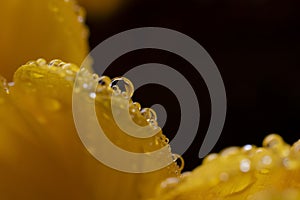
[158,134,300,195]
[19,58,184,175]
[72,62,184,175]
[25,58,79,81]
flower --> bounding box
[0,59,180,199]
[151,134,300,200]
[0,0,180,199]
[1,1,299,200]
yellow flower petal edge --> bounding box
[151,134,300,200]
[0,59,181,200]
[0,0,89,79]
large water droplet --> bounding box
[172,154,184,171]
[291,140,300,155]
[36,58,47,66]
[263,134,284,149]
[110,77,134,98]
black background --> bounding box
[86,0,300,171]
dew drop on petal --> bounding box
[160,177,180,189]
[172,154,184,171]
[203,153,218,164]
[220,147,240,157]
[89,92,96,99]
[110,77,134,98]
[130,102,141,113]
[141,108,157,122]
[26,60,38,66]
[243,144,253,152]
[240,159,251,173]
[261,155,272,166]
[263,134,284,149]
[291,140,300,154]
[49,59,63,67]
[36,58,47,66]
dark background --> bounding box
[86,0,300,171]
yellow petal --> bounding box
[151,134,300,200]
[0,59,180,200]
[0,0,89,79]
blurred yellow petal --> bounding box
[0,59,180,200]
[0,0,89,79]
[151,134,300,200]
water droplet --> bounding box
[36,58,47,66]
[220,147,240,157]
[149,119,159,129]
[240,159,251,173]
[203,153,218,164]
[261,155,272,165]
[74,5,86,24]
[243,144,253,152]
[98,76,111,87]
[130,102,141,113]
[283,157,299,170]
[26,60,37,66]
[62,63,78,72]
[291,140,300,154]
[263,134,284,149]
[58,62,66,67]
[160,177,180,189]
[180,171,191,180]
[92,74,99,80]
[111,85,121,95]
[49,59,63,67]
[141,108,157,122]
[164,137,169,144]
[110,77,134,98]
[89,92,96,99]
[172,154,184,171]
